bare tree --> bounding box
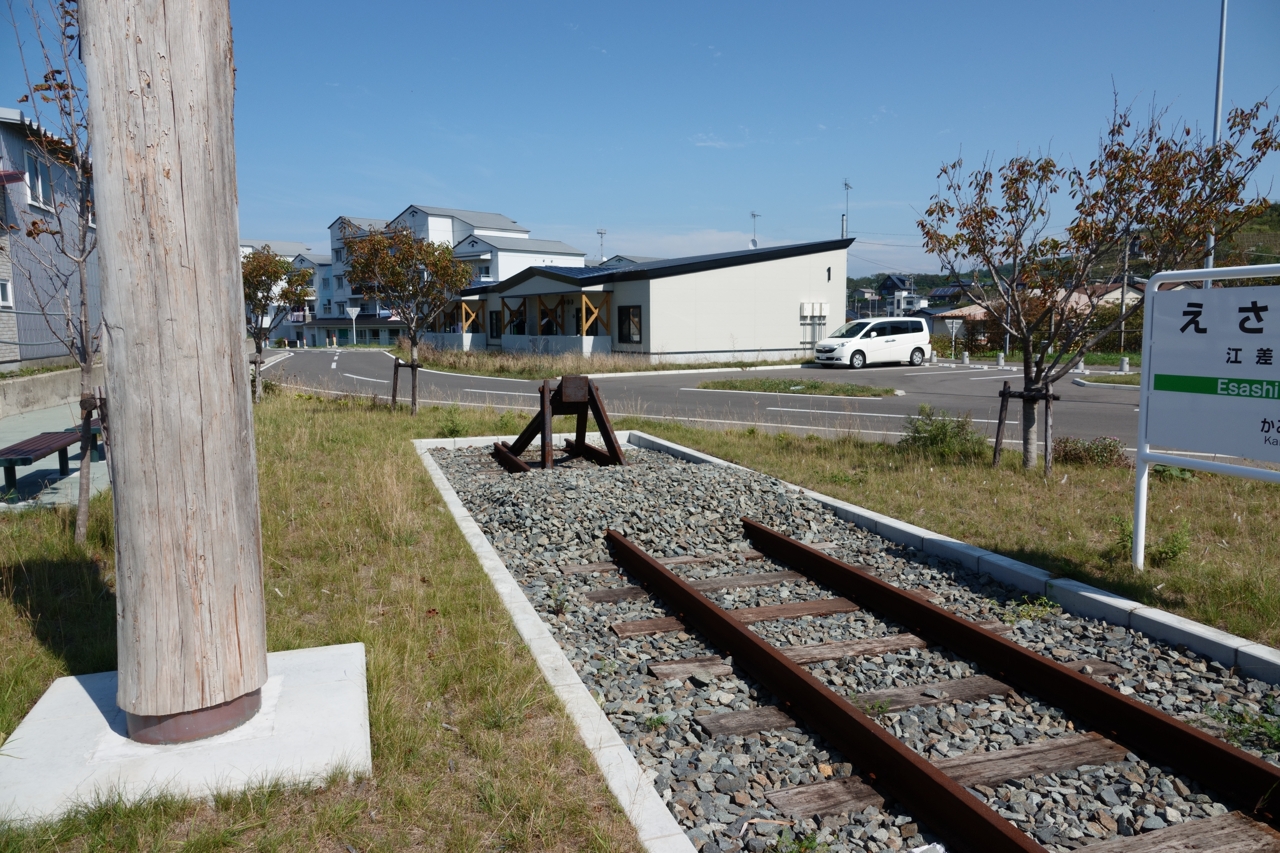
[242,244,311,402]
[341,222,472,414]
[8,0,99,543]
[919,98,1280,472]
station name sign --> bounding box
[1147,285,1280,460]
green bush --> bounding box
[930,333,955,358]
[898,404,988,462]
[1053,436,1130,467]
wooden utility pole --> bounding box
[81,0,269,743]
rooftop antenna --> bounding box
[750,211,761,249]
[597,228,607,262]
[843,178,851,239]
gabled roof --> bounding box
[494,238,855,292]
[241,239,312,257]
[293,252,332,266]
[602,254,666,266]
[327,215,390,232]
[454,234,584,255]
[393,204,530,234]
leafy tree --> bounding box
[341,222,472,414]
[242,245,311,401]
[8,0,98,542]
[919,98,1280,472]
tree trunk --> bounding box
[1043,384,1054,478]
[410,359,419,415]
[254,339,264,403]
[1021,396,1039,469]
[82,0,268,740]
[74,257,94,546]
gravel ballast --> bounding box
[431,444,1280,852]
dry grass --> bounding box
[1086,373,1141,385]
[404,341,809,379]
[0,395,641,852]
[614,419,1280,647]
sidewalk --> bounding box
[0,403,110,509]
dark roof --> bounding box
[495,238,855,292]
[327,215,390,231]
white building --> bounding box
[427,238,851,362]
[306,206,585,347]
[238,239,314,346]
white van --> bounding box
[814,318,931,369]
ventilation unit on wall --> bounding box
[800,302,829,351]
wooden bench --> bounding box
[0,431,86,491]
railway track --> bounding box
[599,520,1280,853]
[432,444,1280,852]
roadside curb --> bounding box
[622,430,1280,685]
[413,438,695,853]
[1072,377,1140,389]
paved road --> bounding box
[262,348,1141,446]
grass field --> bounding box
[696,378,896,397]
[404,342,809,379]
[5,392,1280,848]
[0,396,639,852]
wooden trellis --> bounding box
[579,292,611,335]
[492,375,627,472]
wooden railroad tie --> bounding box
[492,374,626,473]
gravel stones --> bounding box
[432,444,1276,851]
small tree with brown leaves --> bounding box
[242,244,312,402]
[8,0,99,542]
[919,99,1280,472]
[341,222,472,414]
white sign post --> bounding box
[1133,263,1280,568]
[945,319,962,359]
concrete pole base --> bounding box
[126,689,262,745]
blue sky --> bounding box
[6,1,1279,275]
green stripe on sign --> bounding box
[1154,374,1280,398]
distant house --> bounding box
[930,303,990,341]
[878,274,913,299]
[596,254,666,269]
[0,107,101,371]
[307,205,586,347]
[432,238,851,362]
[289,252,331,346]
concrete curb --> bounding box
[413,441,695,853]
[622,430,1280,684]
[1071,377,1140,390]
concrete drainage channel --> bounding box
[416,431,1280,853]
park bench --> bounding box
[0,430,90,492]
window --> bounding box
[356,329,367,343]
[388,329,400,341]
[323,299,332,315]
[0,280,11,309]
[333,247,344,263]
[489,310,502,339]
[478,264,491,279]
[336,301,346,315]
[368,329,380,344]
[908,320,926,334]
[335,275,345,290]
[618,305,642,344]
[322,277,331,290]
[25,152,53,208]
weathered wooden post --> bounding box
[81,0,269,743]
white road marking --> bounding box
[343,373,389,383]
[261,352,293,369]
[463,388,540,397]
[679,387,884,401]
[968,373,1021,380]
[420,368,531,383]
[766,406,1014,425]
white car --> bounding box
[814,318,931,369]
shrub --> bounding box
[898,404,988,462]
[1149,522,1192,567]
[930,333,955,358]
[1053,435,1130,468]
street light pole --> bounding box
[1205,0,1228,289]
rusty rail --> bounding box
[606,529,1046,853]
[741,518,1280,824]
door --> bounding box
[861,321,896,363]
